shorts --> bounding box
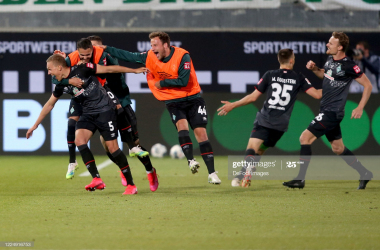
[166,97,208,130]
[250,123,285,148]
[76,109,118,141]
[122,104,139,142]
[307,111,343,142]
[68,98,83,117]
[104,84,121,107]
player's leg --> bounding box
[328,129,373,189]
[75,123,105,192]
[65,98,82,179]
[97,110,138,194]
[123,105,158,191]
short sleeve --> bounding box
[299,73,313,92]
[81,63,97,78]
[345,61,363,79]
[256,71,271,93]
[52,85,64,98]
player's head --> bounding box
[356,41,369,56]
[149,31,171,61]
[327,32,349,55]
[46,54,68,81]
[87,35,103,46]
[77,38,93,63]
[277,49,295,68]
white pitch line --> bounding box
[79,159,113,177]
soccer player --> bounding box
[283,32,373,190]
[27,54,148,195]
[53,38,149,182]
[217,49,322,188]
[99,31,221,184]
[87,35,158,192]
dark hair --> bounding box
[277,49,294,64]
[77,38,93,50]
[149,31,170,47]
[46,54,67,67]
[87,35,103,44]
[332,32,349,52]
[357,41,369,50]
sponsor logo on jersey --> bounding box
[103,58,107,66]
[324,69,335,81]
[111,133,115,137]
[353,65,361,74]
[86,63,94,69]
[184,62,190,70]
[73,87,84,97]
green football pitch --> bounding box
[1,155,379,250]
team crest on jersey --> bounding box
[70,107,75,114]
[336,65,341,73]
[172,114,176,120]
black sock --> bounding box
[296,145,312,180]
[78,144,99,178]
[137,146,153,172]
[199,140,215,174]
[178,130,193,161]
[67,119,77,163]
[236,149,260,180]
[340,147,368,176]
[117,109,135,149]
[112,149,134,185]
[106,152,118,165]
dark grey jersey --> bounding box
[53,63,113,115]
[320,56,363,113]
[255,69,312,132]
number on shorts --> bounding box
[198,106,207,115]
[315,113,324,121]
[108,121,114,131]
[107,91,115,99]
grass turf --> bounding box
[0,155,379,250]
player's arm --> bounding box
[158,54,191,88]
[217,90,262,116]
[26,94,59,139]
[102,46,147,64]
[352,73,372,119]
[306,60,325,79]
[96,64,148,74]
[305,87,322,99]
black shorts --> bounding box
[307,111,343,142]
[68,98,83,117]
[122,104,139,142]
[76,110,118,141]
[250,123,285,148]
[104,84,121,107]
[166,97,208,130]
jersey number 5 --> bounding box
[268,83,293,106]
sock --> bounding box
[112,149,134,185]
[296,145,312,180]
[117,109,135,149]
[106,152,118,165]
[199,140,215,174]
[235,149,260,180]
[137,146,153,172]
[67,119,77,163]
[340,147,368,176]
[78,144,99,178]
[178,130,193,161]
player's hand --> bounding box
[306,60,317,71]
[351,107,363,119]
[69,78,84,88]
[217,101,234,116]
[54,50,66,58]
[155,81,162,89]
[26,125,38,139]
[134,67,149,74]
[97,45,107,50]
[77,60,86,65]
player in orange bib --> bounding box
[101,31,221,184]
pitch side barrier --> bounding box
[0,93,379,155]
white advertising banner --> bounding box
[0,0,280,12]
[300,0,380,11]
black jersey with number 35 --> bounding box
[255,69,312,132]
[53,63,113,115]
